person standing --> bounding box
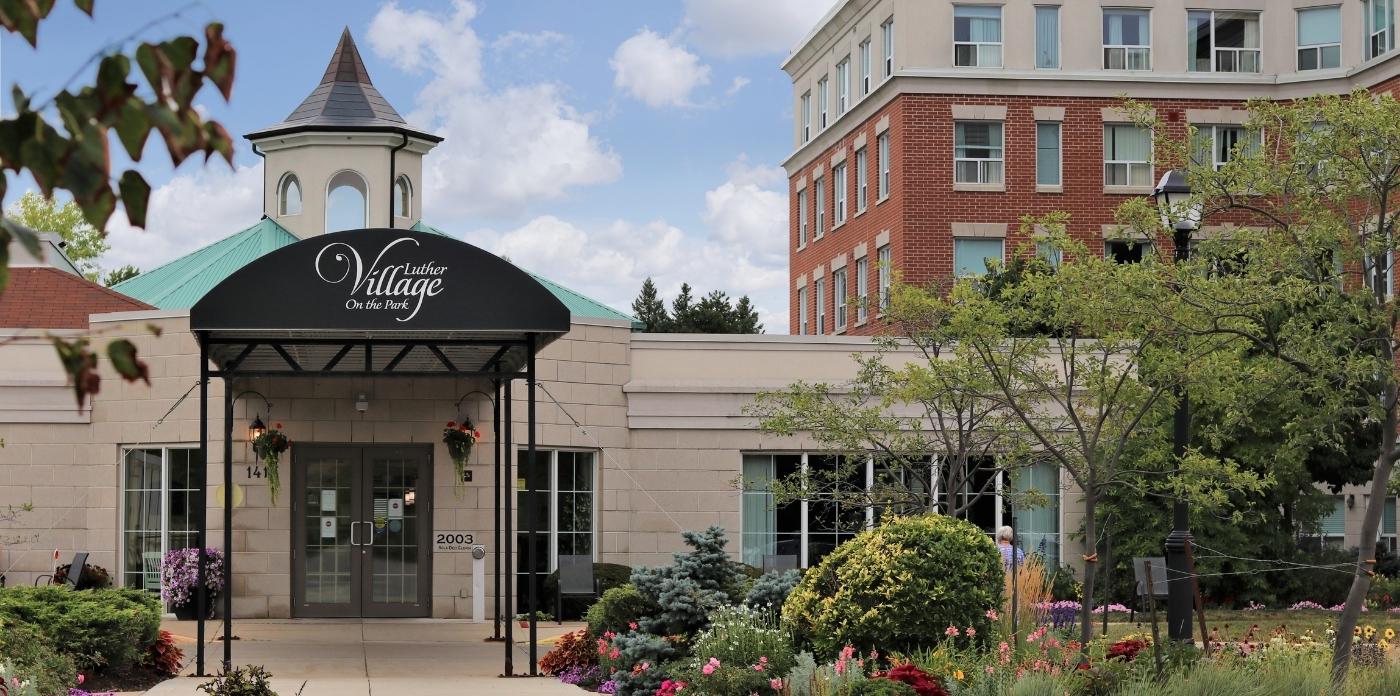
[997,525,1025,569]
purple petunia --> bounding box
[160,547,226,606]
[596,678,619,694]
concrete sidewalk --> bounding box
[142,619,581,696]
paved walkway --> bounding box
[142,619,581,696]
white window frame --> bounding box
[816,277,826,334]
[1102,9,1152,70]
[798,188,808,247]
[834,163,848,225]
[855,257,869,324]
[836,58,850,116]
[515,449,599,595]
[1188,10,1261,73]
[1035,5,1061,70]
[1103,124,1153,188]
[953,5,1003,68]
[1296,6,1342,71]
[801,91,811,143]
[878,245,892,312]
[877,132,890,200]
[834,267,848,330]
[815,176,826,239]
[1367,0,1396,60]
[119,445,202,590]
[883,19,894,79]
[954,121,1004,185]
[1364,249,1395,300]
[855,148,868,213]
[818,77,829,129]
[799,286,809,335]
[1193,124,1261,170]
[860,38,872,97]
[1036,121,1061,187]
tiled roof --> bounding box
[0,267,152,329]
[110,218,300,309]
[244,29,438,142]
[410,221,643,328]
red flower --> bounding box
[275,422,283,429]
[879,664,948,696]
[447,421,457,428]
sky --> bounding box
[1,0,836,332]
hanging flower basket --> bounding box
[443,420,481,492]
[251,422,290,504]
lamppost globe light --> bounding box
[1154,170,1201,233]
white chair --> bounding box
[142,551,162,592]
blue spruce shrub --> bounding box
[745,569,802,610]
[630,526,745,636]
[606,630,678,696]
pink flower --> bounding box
[945,625,961,637]
[839,645,856,661]
[702,664,716,676]
[609,648,621,660]
[753,664,764,672]
[999,641,1010,653]
[629,622,639,630]
[985,666,995,674]
[986,609,1000,621]
[834,661,846,676]
[770,678,784,691]
[966,627,976,638]
[77,675,85,685]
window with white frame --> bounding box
[836,58,850,116]
[878,245,892,311]
[818,77,829,129]
[122,447,204,590]
[801,91,811,143]
[855,148,868,213]
[834,267,848,330]
[954,121,1004,185]
[516,449,595,612]
[834,163,848,225]
[954,5,1003,67]
[1036,122,1061,187]
[860,39,872,97]
[1382,496,1398,552]
[1036,238,1062,267]
[1366,0,1396,60]
[954,238,1003,277]
[799,285,809,335]
[1104,124,1152,187]
[855,256,869,324]
[815,176,826,238]
[816,276,826,333]
[1103,9,1151,70]
[278,173,302,216]
[1297,6,1342,71]
[1036,5,1060,69]
[1191,125,1261,170]
[883,19,894,78]
[877,132,890,199]
[798,188,808,247]
[1106,239,1151,264]
[1363,249,1395,299]
[741,454,866,568]
[1314,495,1346,548]
[1010,461,1061,566]
[1188,10,1261,73]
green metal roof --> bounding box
[111,217,299,309]
[111,218,643,328]
[411,222,643,329]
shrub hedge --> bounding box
[782,514,1003,656]
[0,587,161,672]
[585,584,658,637]
[0,614,78,696]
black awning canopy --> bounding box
[191,228,570,376]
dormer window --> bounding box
[278,173,302,216]
[394,175,412,219]
[326,170,368,233]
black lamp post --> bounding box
[1153,169,1201,644]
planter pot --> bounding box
[173,593,220,621]
[518,620,528,628]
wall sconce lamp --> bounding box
[234,390,272,442]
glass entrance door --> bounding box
[292,445,432,618]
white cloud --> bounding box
[103,162,262,272]
[368,1,620,218]
[491,30,569,57]
[610,29,712,108]
[474,157,791,331]
[682,0,834,58]
[724,76,751,97]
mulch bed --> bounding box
[83,664,175,694]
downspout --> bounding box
[251,142,267,219]
[389,130,409,228]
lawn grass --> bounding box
[1084,609,1400,642]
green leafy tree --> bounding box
[1108,90,1400,681]
[102,264,139,287]
[5,191,108,279]
[631,277,670,331]
[0,1,237,407]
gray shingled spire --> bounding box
[245,28,439,141]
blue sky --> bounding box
[2,0,834,331]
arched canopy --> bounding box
[191,228,570,376]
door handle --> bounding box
[350,521,362,546]
[364,521,374,547]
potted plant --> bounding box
[51,562,111,589]
[514,611,551,628]
[251,422,290,503]
[442,420,481,492]
[161,547,226,620]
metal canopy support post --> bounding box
[492,374,502,641]
[222,382,234,671]
[196,337,209,676]
[526,333,538,675]
[503,376,514,676]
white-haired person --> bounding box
[997,525,1025,569]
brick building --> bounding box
[784,0,1400,337]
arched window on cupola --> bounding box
[325,170,368,233]
[393,175,412,219]
[278,173,302,216]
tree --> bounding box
[5,191,107,279]
[102,264,139,287]
[631,277,670,331]
[0,1,237,407]
[1110,91,1400,681]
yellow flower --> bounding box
[1355,627,1363,637]
[1381,639,1392,651]
[954,670,964,681]
[1364,626,1377,640]
[1386,628,1396,641]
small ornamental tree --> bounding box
[629,526,745,636]
[782,514,1003,657]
